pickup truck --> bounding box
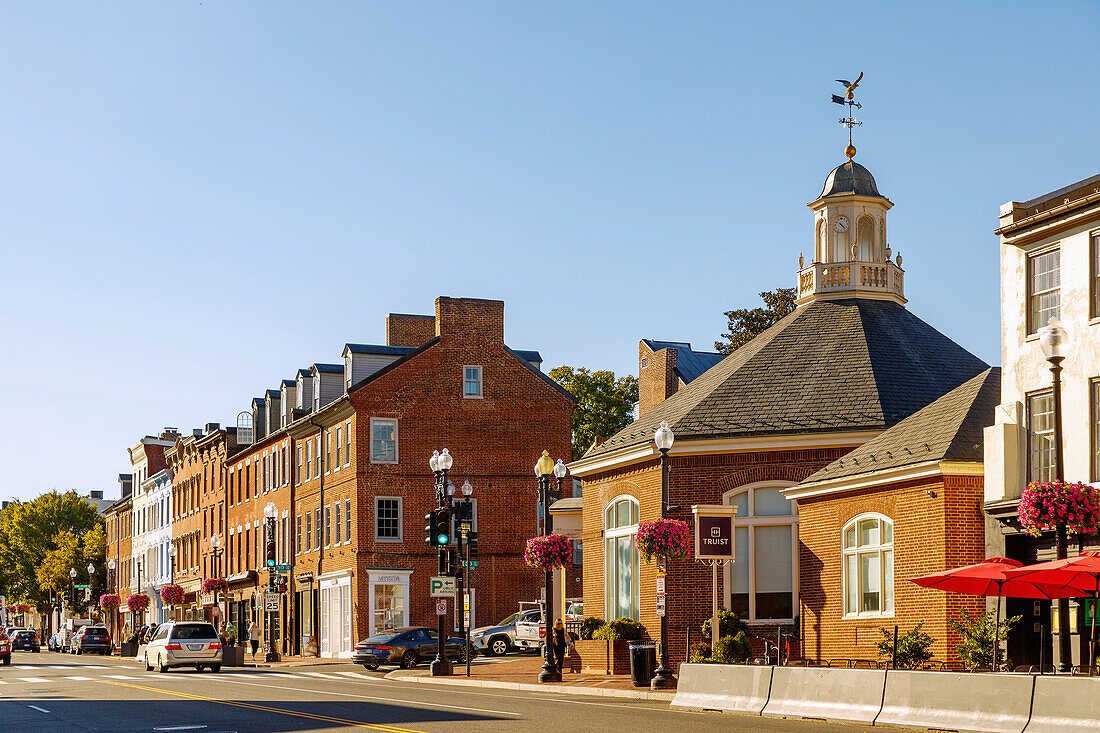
[513,599,583,651]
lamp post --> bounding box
[210,533,223,627]
[168,544,176,585]
[68,567,77,623]
[86,562,95,618]
[263,501,279,662]
[429,449,454,676]
[1039,317,1072,672]
[535,450,561,683]
[107,559,117,642]
[651,420,677,689]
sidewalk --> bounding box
[387,654,676,702]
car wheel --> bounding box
[145,653,154,672]
[209,664,220,673]
[157,655,168,673]
[364,663,379,671]
[2,655,9,666]
[400,650,418,669]
[488,636,510,657]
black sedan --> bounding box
[12,631,40,652]
[353,627,473,670]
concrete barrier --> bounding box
[761,667,886,724]
[1024,675,1100,733]
[670,663,773,715]
[875,670,1034,733]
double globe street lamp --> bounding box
[651,420,677,689]
[535,450,566,683]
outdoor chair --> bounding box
[828,658,850,668]
[921,661,945,671]
[851,659,876,669]
[875,660,892,669]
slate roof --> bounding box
[586,299,988,458]
[799,367,1000,485]
[345,343,416,356]
[820,160,885,199]
[643,340,725,384]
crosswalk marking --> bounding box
[301,671,343,679]
[64,676,92,681]
[83,665,107,669]
[50,665,73,670]
[104,674,139,680]
[18,677,49,683]
[333,671,372,679]
[15,665,35,670]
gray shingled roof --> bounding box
[586,299,988,458]
[799,367,1000,485]
[643,340,725,384]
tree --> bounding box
[550,366,639,460]
[714,287,797,354]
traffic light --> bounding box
[424,511,436,547]
[277,581,288,593]
[467,531,478,557]
[266,534,277,568]
[432,509,450,547]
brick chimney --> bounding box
[434,297,504,343]
[386,313,437,348]
[638,341,680,417]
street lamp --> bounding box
[1039,317,1072,672]
[535,450,562,683]
[107,559,117,643]
[69,567,77,620]
[168,544,176,585]
[651,420,677,689]
[428,449,454,676]
[210,533,223,628]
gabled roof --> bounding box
[798,367,1000,486]
[643,340,725,384]
[312,363,344,374]
[344,343,416,357]
[586,299,988,458]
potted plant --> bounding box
[635,517,692,564]
[159,584,184,606]
[221,620,244,666]
[1018,480,1100,537]
[524,534,573,570]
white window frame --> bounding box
[603,496,640,621]
[370,418,399,464]
[334,426,342,469]
[334,501,342,544]
[296,446,303,486]
[722,481,799,625]
[842,513,894,619]
[344,498,352,544]
[344,420,352,466]
[375,497,403,543]
[463,365,483,399]
[295,514,302,556]
[1027,246,1060,335]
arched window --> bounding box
[832,221,847,262]
[723,482,798,622]
[843,514,894,617]
[604,497,640,620]
[880,219,887,259]
[816,219,826,263]
[857,216,874,262]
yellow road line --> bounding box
[96,679,427,732]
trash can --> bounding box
[629,643,657,687]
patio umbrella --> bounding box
[1004,551,1100,670]
[911,557,1080,669]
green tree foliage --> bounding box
[701,609,748,640]
[876,623,935,669]
[949,609,1021,670]
[550,366,639,460]
[714,288,797,354]
[0,491,104,611]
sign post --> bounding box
[692,505,737,652]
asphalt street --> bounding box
[0,651,874,733]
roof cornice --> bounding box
[785,459,981,500]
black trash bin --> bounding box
[629,643,657,687]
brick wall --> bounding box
[638,342,679,418]
[386,314,436,348]
[797,472,985,664]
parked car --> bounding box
[12,630,40,652]
[72,626,111,655]
[470,609,542,657]
[352,627,472,670]
[0,629,10,665]
[143,621,222,673]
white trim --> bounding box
[569,430,878,477]
[369,417,399,464]
[842,513,895,620]
[603,496,640,621]
[786,459,981,500]
[462,365,484,399]
[722,481,798,624]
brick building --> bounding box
[219,296,573,659]
[103,474,133,642]
[570,157,989,667]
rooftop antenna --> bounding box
[831,72,863,160]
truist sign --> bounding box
[693,504,737,561]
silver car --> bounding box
[143,621,222,673]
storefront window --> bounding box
[603,497,639,620]
[724,483,797,621]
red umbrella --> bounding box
[911,557,1080,669]
[1005,551,1100,670]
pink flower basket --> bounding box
[160,584,185,605]
[635,517,692,564]
[126,593,150,614]
[525,534,573,570]
[202,578,228,595]
[99,593,120,611]
[1019,480,1100,537]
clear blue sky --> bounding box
[2,2,1097,502]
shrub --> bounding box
[593,617,645,641]
[876,623,935,669]
[688,641,712,663]
[701,609,748,641]
[949,609,1020,670]
[713,632,753,664]
[579,617,605,640]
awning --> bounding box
[227,571,257,586]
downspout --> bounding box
[310,416,325,658]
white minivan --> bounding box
[144,621,223,673]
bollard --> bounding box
[892,625,898,669]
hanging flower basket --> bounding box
[1019,480,1100,537]
[525,534,573,570]
[100,593,120,611]
[202,578,228,595]
[160,584,185,605]
[635,517,692,564]
[126,593,150,614]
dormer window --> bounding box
[463,366,482,399]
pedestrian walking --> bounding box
[552,618,567,672]
[248,619,261,660]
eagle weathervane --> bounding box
[831,72,863,160]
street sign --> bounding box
[693,504,738,561]
[436,599,447,616]
[430,576,456,598]
[273,564,291,573]
[461,560,479,568]
[74,584,90,590]
[264,592,280,612]
[656,575,665,594]
[656,596,666,617]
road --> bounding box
[0,651,871,732]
